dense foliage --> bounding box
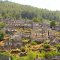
[0,1,60,21]
[0,31,4,41]
[0,22,6,29]
[0,1,60,60]
[50,21,56,28]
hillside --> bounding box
[0,1,60,21]
[0,1,60,60]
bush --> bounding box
[21,47,26,52]
[44,51,57,58]
[56,44,60,51]
[0,22,6,29]
[27,51,35,60]
[43,43,50,49]
[45,52,52,58]
[0,31,4,41]
[43,43,51,52]
[50,21,56,29]
[31,41,37,45]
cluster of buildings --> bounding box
[0,19,60,50]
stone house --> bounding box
[4,32,22,50]
[55,25,60,31]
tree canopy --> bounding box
[0,22,6,29]
[50,21,56,28]
[0,1,60,22]
[0,31,4,41]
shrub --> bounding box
[0,31,4,41]
[43,43,50,49]
[56,44,60,51]
[31,41,37,45]
[44,51,57,58]
[21,47,26,52]
[27,51,35,60]
[43,43,51,52]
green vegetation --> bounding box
[33,17,43,23]
[0,22,6,29]
[0,1,60,60]
[44,51,56,58]
[31,41,37,45]
[0,31,4,41]
[43,43,51,49]
[56,44,60,51]
[50,21,56,28]
[0,1,60,22]
[21,47,26,52]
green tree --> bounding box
[0,32,4,41]
[0,22,6,29]
[50,21,56,29]
[0,1,60,21]
[33,17,43,23]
